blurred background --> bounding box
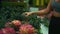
[0,0,50,34]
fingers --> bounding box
[22,12,28,16]
[22,12,30,16]
[22,12,27,15]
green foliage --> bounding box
[27,14,41,29]
[0,2,49,34]
[21,14,42,34]
[40,16,49,27]
[21,14,49,34]
[8,24,19,31]
[0,2,27,29]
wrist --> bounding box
[30,12,34,14]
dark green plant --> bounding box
[0,2,27,29]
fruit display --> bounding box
[0,27,16,34]
[2,27,16,34]
[0,20,40,34]
[11,20,22,26]
[21,14,49,34]
[0,1,49,34]
[0,30,3,34]
[19,23,35,34]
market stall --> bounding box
[0,0,50,34]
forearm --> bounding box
[31,8,49,15]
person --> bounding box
[23,0,60,34]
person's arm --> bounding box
[30,0,52,15]
[23,0,52,16]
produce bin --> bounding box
[0,1,49,34]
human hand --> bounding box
[22,12,33,16]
